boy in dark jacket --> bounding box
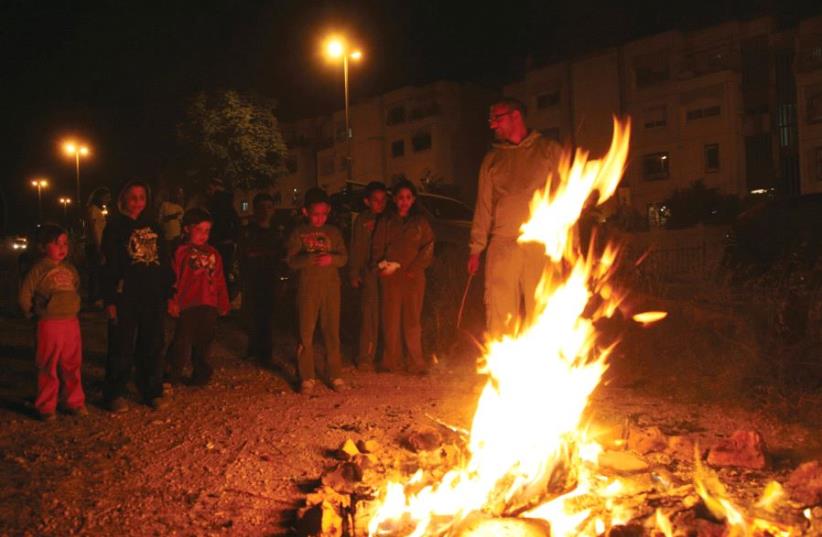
[286,188,348,393]
[101,180,174,412]
[238,193,281,363]
[167,208,230,386]
[348,181,388,371]
[19,225,86,420]
[371,180,434,374]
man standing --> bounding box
[467,98,561,337]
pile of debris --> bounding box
[295,423,822,536]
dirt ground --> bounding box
[0,307,820,536]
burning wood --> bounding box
[296,118,819,536]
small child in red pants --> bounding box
[19,224,86,420]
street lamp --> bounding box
[324,35,363,184]
[59,197,72,219]
[30,178,49,220]
[62,140,90,214]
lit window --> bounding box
[240,201,249,212]
[704,144,720,172]
[642,152,670,181]
[647,203,670,228]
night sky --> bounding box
[1,0,817,232]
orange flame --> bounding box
[368,118,632,536]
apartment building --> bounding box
[505,16,815,226]
[279,81,495,202]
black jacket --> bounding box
[101,211,174,307]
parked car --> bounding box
[329,182,473,252]
[723,193,822,279]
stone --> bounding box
[402,429,442,452]
[598,450,650,473]
[706,430,767,470]
[320,462,363,493]
[336,438,360,460]
[666,435,696,461]
[627,425,667,455]
[298,486,350,537]
[295,501,344,537]
[356,439,379,453]
[786,461,822,507]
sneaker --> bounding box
[300,379,316,394]
[39,412,57,422]
[65,405,89,416]
[106,397,129,413]
[330,378,346,391]
[146,397,168,410]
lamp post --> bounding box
[30,178,49,221]
[324,36,362,185]
[59,197,72,220]
[62,140,90,215]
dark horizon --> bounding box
[2,0,818,232]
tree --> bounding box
[178,90,288,191]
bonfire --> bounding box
[361,118,805,537]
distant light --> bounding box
[79,146,89,156]
[31,178,48,188]
[63,142,76,155]
[326,38,344,59]
[350,50,362,60]
[749,188,768,195]
[660,155,668,160]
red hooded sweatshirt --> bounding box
[171,242,230,314]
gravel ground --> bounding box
[0,309,820,536]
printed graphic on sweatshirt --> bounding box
[299,231,332,253]
[186,247,217,278]
[127,227,160,265]
[44,266,77,292]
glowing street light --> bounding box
[59,197,72,219]
[323,35,363,183]
[62,140,90,215]
[30,178,49,220]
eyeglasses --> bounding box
[488,111,514,123]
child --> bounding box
[238,193,280,363]
[371,180,434,375]
[167,208,230,386]
[101,180,174,412]
[19,224,86,420]
[348,181,388,371]
[286,188,348,393]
